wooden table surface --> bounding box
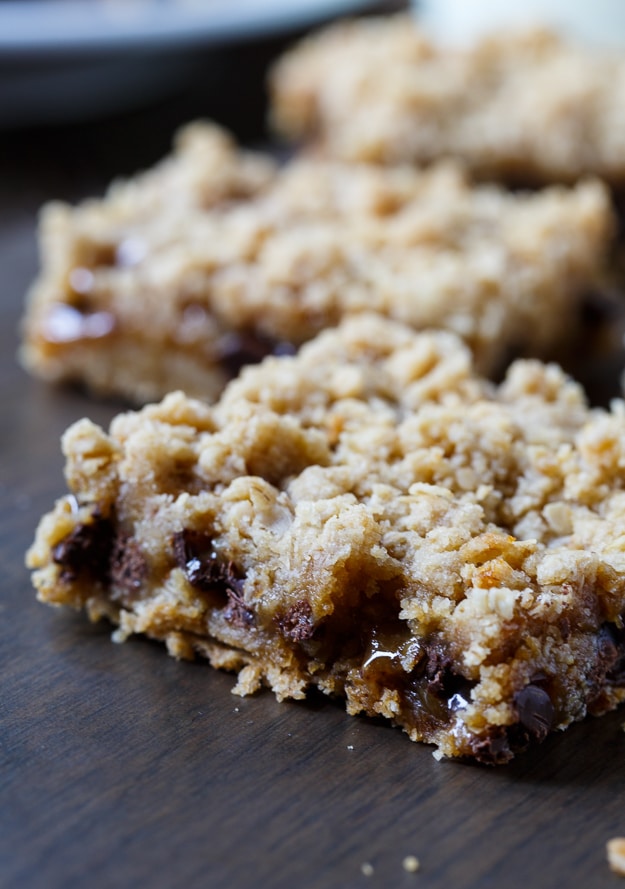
[2,21,625,889]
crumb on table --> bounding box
[607,838,625,877]
[403,855,420,873]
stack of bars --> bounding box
[24,14,625,762]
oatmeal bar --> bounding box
[20,122,612,403]
[270,16,625,185]
[27,315,625,763]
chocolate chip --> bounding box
[110,533,148,600]
[173,530,227,592]
[278,600,315,642]
[172,530,252,626]
[600,622,625,684]
[514,684,554,741]
[608,655,625,687]
[223,590,255,629]
[216,331,296,378]
[52,516,115,583]
[424,643,473,703]
[425,646,454,696]
[468,728,514,766]
[588,622,625,708]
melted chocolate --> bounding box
[216,331,296,378]
[359,626,476,738]
[223,589,255,629]
[425,645,466,699]
[468,728,514,766]
[278,600,315,642]
[600,622,625,685]
[52,512,153,604]
[587,620,625,711]
[513,684,554,741]
[172,529,252,626]
[110,533,148,600]
[52,514,115,583]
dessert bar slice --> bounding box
[27,315,625,763]
[270,16,625,185]
[20,122,612,403]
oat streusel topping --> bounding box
[20,122,612,403]
[27,316,625,762]
[270,16,625,184]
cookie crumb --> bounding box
[347,744,354,750]
[607,838,625,876]
[361,862,374,877]
[403,855,420,873]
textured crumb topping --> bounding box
[27,316,625,761]
[270,16,625,183]
[21,121,612,399]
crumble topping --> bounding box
[26,316,625,762]
[21,122,613,403]
[270,16,625,184]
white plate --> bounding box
[0,0,380,126]
[0,0,379,54]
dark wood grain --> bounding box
[2,22,625,889]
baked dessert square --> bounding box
[270,15,625,185]
[20,122,612,403]
[27,315,625,763]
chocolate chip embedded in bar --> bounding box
[52,513,115,583]
[513,684,555,742]
[277,600,315,643]
[110,533,149,601]
[172,529,253,627]
[215,331,297,380]
[20,121,614,404]
[26,315,625,762]
[270,15,625,185]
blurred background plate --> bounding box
[0,0,398,127]
[417,0,625,46]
